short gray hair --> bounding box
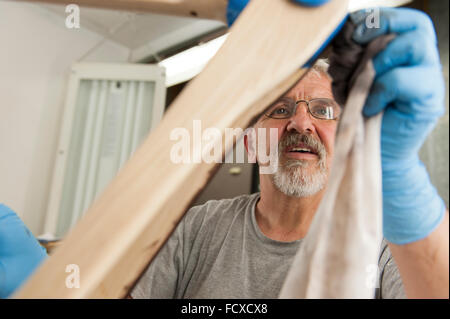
[310,58,331,80]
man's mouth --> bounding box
[285,143,318,156]
[278,133,326,165]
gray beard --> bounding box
[272,160,327,197]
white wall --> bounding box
[0,1,130,235]
[419,1,449,207]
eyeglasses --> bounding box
[264,97,341,120]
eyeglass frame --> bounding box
[263,97,341,121]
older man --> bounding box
[130,61,397,299]
[1,6,448,299]
[130,7,449,298]
[252,60,336,243]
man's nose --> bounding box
[286,102,315,134]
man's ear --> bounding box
[244,134,249,153]
[244,127,257,163]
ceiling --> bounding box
[19,0,412,63]
[41,3,226,61]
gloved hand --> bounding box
[0,204,47,298]
[226,0,331,26]
[351,8,446,244]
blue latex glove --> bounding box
[0,204,47,298]
[351,8,446,244]
[227,0,331,26]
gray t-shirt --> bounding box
[131,193,405,299]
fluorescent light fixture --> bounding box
[45,63,166,238]
[158,33,228,87]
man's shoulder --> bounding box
[376,238,406,299]
[182,193,260,230]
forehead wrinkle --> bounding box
[286,80,333,101]
[287,88,334,101]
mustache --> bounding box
[278,132,327,161]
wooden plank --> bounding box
[16,0,413,22]
[14,0,349,298]
[15,0,228,22]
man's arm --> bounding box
[129,219,184,299]
[388,211,449,298]
[351,8,449,298]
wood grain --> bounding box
[14,0,348,298]
[16,0,228,22]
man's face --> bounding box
[254,71,338,197]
